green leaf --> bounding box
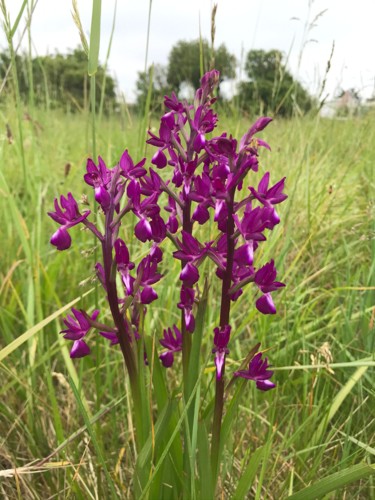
[138,359,208,500]
[233,446,264,500]
[288,462,375,500]
[197,422,213,499]
[136,399,174,469]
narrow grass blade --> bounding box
[144,0,153,72]
[310,365,369,446]
[136,399,174,469]
[88,0,101,76]
[98,0,117,121]
[37,394,127,466]
[337,430,375,456]
[0,169,31,262]
[69,376,118,498]
[10,0,28,38]
[197,422,213,499]
[288,462,375,500]
[274,359,375,370]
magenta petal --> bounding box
[180,262,199,286]
[149,244,163,263]
[256,138,271,150]
[161,111,175,130]
[256,293,276,315]
[50,227,72,250]
[234,243,254,266]
[256,379,276,391]
[167,215,178,233]
[127,179,141,201]
[70,339,90,358]
[192,204,210,224]
[215,351,226,380]
[185,312,195,333]
[95,186,111,210]
[140,286,158,304]
[119,149,133,172]
[134,218,152,242]
[248,116,273,136]
[160,351,174,368]
[258,172,270,194]
[193,133,205,153]
[151,149,167,169]
[99,331,119,345]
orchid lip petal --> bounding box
[70,339,90,358]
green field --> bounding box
[0,102,374,498]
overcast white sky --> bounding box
[1,0,375,103]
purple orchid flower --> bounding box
[212,324,231,380]
[114,238,135,295]
[61,308,99,358]
[84,157,113,211]
[189,173,215,224]
[255,293,277,315]
[48,193,90,250]
[234,351,275,391]
[131,187,164,243]
[254,260,285,314]
[136,253,163,304]
[165,195,179,233]
[119,150,147,179]
[159,325,182,367]
[239,117,273,152]
[164,92,184,113]
[180,262,200,287]
[177,287,195,333]
[140,169,162,196]
[99,330,119,345]
[173,231,224,270]
[249,172,287,206]
[254,260,285,293]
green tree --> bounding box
[238,49,314,117]
[167,39,236,94]
[0,48,117,112]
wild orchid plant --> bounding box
[49,70,287,496]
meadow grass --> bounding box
[0,99,374,498]
[0,1,374,497]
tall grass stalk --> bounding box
[1,0,28,186]
[98,0,117,123]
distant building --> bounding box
[363,96,375,110]
[320,89,361,118]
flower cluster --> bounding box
[48,69,287,392]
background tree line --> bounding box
[136,40,314,117]
[0,48,117,113]
[0,42,315,117]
